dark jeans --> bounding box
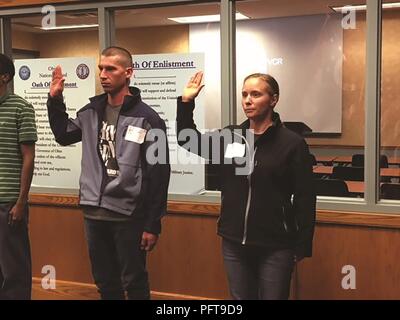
[83,218,150,300]
[222,238,294,300]
[0,202,31,300]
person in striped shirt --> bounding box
[0,53,37,300]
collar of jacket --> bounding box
[239,111,282,136]
[88,86,142,111]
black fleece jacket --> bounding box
[176,97,316,258]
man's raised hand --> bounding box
[50,65,65,98]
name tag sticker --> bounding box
[125,126,147,144]
[225,142,246,158]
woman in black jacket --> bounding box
[176,71,316,300]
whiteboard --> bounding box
[190,14,343,133]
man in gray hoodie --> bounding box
[47,47,170,300]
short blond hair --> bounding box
[243,73,279,96]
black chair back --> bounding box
[351,154,388,168]
[380,155,389,168]
[315,179,350,197]
[332,166,364,181]
[351,154,364,167]
[381,183,400,200]
[309,154,317,166]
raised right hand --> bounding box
[50,65,65,97]
[182,71,205,102]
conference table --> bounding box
[313,165,400,195]
[315,156,400,166]
[315,156,337,164]
[313,166,400,178]
[345,181,364,194]
[342,181,396,195]
[333,156,400,165]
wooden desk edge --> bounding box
[28,193,220,217]
[29,193,400,229]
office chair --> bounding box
[351,154,389,168]
[309,154,317,166]
[380,183,400,200]
[283,122,312,136]
[332,166,364,181]
[315,178,350,197]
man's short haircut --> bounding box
[101,46,133,68]
[0,53,15,83]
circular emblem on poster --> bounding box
[76,63,90,80]
[18,65,31,80]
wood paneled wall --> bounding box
[29,202,230,299]
[0,0,94,7]
[29,205,93,284]
[28,197,400,300]
[13,25,189,95]
[297,224,400,299]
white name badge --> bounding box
[225,142,246,158]
[125,125,147,144]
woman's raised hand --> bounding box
[182,71,205,102]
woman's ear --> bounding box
[271,94,279,108]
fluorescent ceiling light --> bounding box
[168,13,249,24]
[38,23,99,31]
[331,2,400,12]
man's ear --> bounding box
[0,74,9,85]
[126,67,133,80]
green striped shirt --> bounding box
[0,92,37,202]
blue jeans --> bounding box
[222,238,294,300]
[0,202,31,300]
[84,218,150,300]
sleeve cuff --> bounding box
[47,93,64,103]
[144,220,162,235]
[295,244,312,258]
[177,96,195,109]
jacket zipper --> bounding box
[242,146,257,245]
[97,113,105,206]
[282,206,288,232]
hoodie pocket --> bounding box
[102,162,142,212]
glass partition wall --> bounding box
[0,0,398,214]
